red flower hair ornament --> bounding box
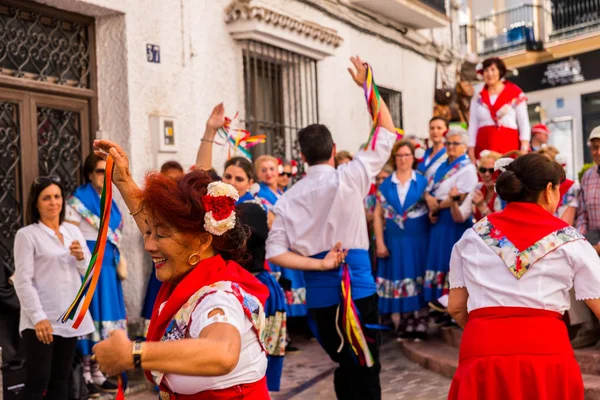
[202,182,239,236]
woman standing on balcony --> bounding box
[467,57,531,162]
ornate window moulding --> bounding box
[225,0,343,60]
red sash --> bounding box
[479,81,525,124]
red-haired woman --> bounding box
[467,58,531,162]
[90,140,345,398]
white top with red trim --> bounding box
[467,93,531,148]
[449,228,600,313]
[163,290,267,393]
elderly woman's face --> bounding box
[483,64,501,87]
[445,134,466,158]
[143,219,199,283]
[258,160,278,186]
[478,157,495,185]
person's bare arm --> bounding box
[448,288,469,328]
[196,103,226,170]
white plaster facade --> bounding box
[29,0,457,329]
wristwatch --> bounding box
[452,195,461,202]
[132,341,143,368]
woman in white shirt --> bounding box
[448,153,600,399]
[466,57,531,162]
[423,128,478,304]
[13,176,95,400]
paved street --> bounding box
[127,335,451,400]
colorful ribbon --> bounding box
[60,155,115,328]
[362,64,403,150]
[217,112,266,159]
[339,263,374,367]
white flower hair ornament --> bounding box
[494,157,515,173]
[202,182,239,236]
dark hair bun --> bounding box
[495,170,524,203]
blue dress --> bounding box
[376,173,429,314]
[423,155,474,302]
[417,147,447,179]
[68,183,127,355]
[258,183,307,317]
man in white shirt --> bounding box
[266,56,396,400]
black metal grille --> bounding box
[0,100,22,277]
[0,4,91,87]
[37,107,82,194]
[242,41,318,177]
[419,0,446,15]
[379,87,403,130]
[550,0,600,39]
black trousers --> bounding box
[309,293,382,400]
[22,329,77,400]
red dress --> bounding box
[473,82,527,158]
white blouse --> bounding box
[449,228,600,313]
[467,92,531,148]
[163,290,267,393]
[13,222,95,337]
[431,163,478,201]
[391,171,417,206]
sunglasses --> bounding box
[445,141,462,147]
[34,175,61,186]
[94,168,105,175]
[279,172,292,177]
[478,167,494,174]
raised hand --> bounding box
[321,242,348,270]
[473,189,484,206]
[93,139,132,186]
[206,103,226,135]
[348,55,368,87]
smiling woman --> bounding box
[90,138,319,399]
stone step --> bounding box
[399,339,600,399]
[440,326,462,349]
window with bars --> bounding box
[379,87,403,129]
[242,41,318,176]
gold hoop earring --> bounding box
[188,253,199,266]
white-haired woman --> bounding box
[423,128,478,303]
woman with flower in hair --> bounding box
[91,139,347,398]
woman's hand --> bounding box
[320,242,348,270]
[425,193,439,213]
[376,242,389,258]
[429,210,439,224]
[205,103,226,137]
[35,320,53,345]
[473,189,484,206]
[348,55,368,87]
[449,186,460,198]
[69,240,85,261]
[92,330,134,376]
[93,140,132,186]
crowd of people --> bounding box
[5,54,600,400]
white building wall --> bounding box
[33,0,443,328]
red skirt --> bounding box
[475,125,519,158]
[160,377,269,399]
[448,307,583,400]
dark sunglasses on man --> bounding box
[478,167,494,175]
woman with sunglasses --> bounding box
[13,176,95,399]
[277,159,296,193]
[473,150,503,221]
[65,153,124,395]
[423,128,478,303]
[374,140,430,338]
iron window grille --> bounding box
[242,41,318,177]
[379,87,403,130]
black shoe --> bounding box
[428,300,447,313]
[399,317,416,340]
[286,343,300,352]
[414,317,429,341]
[99,379,119,393]
[86,382,101,398]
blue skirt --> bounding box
[255,271,287,392]
[377,215,429,314]
[142,264,162,320]
[423,209,472,302]
[77,241,127,355]
[269,263,307,317]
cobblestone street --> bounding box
[128,335,451,400]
